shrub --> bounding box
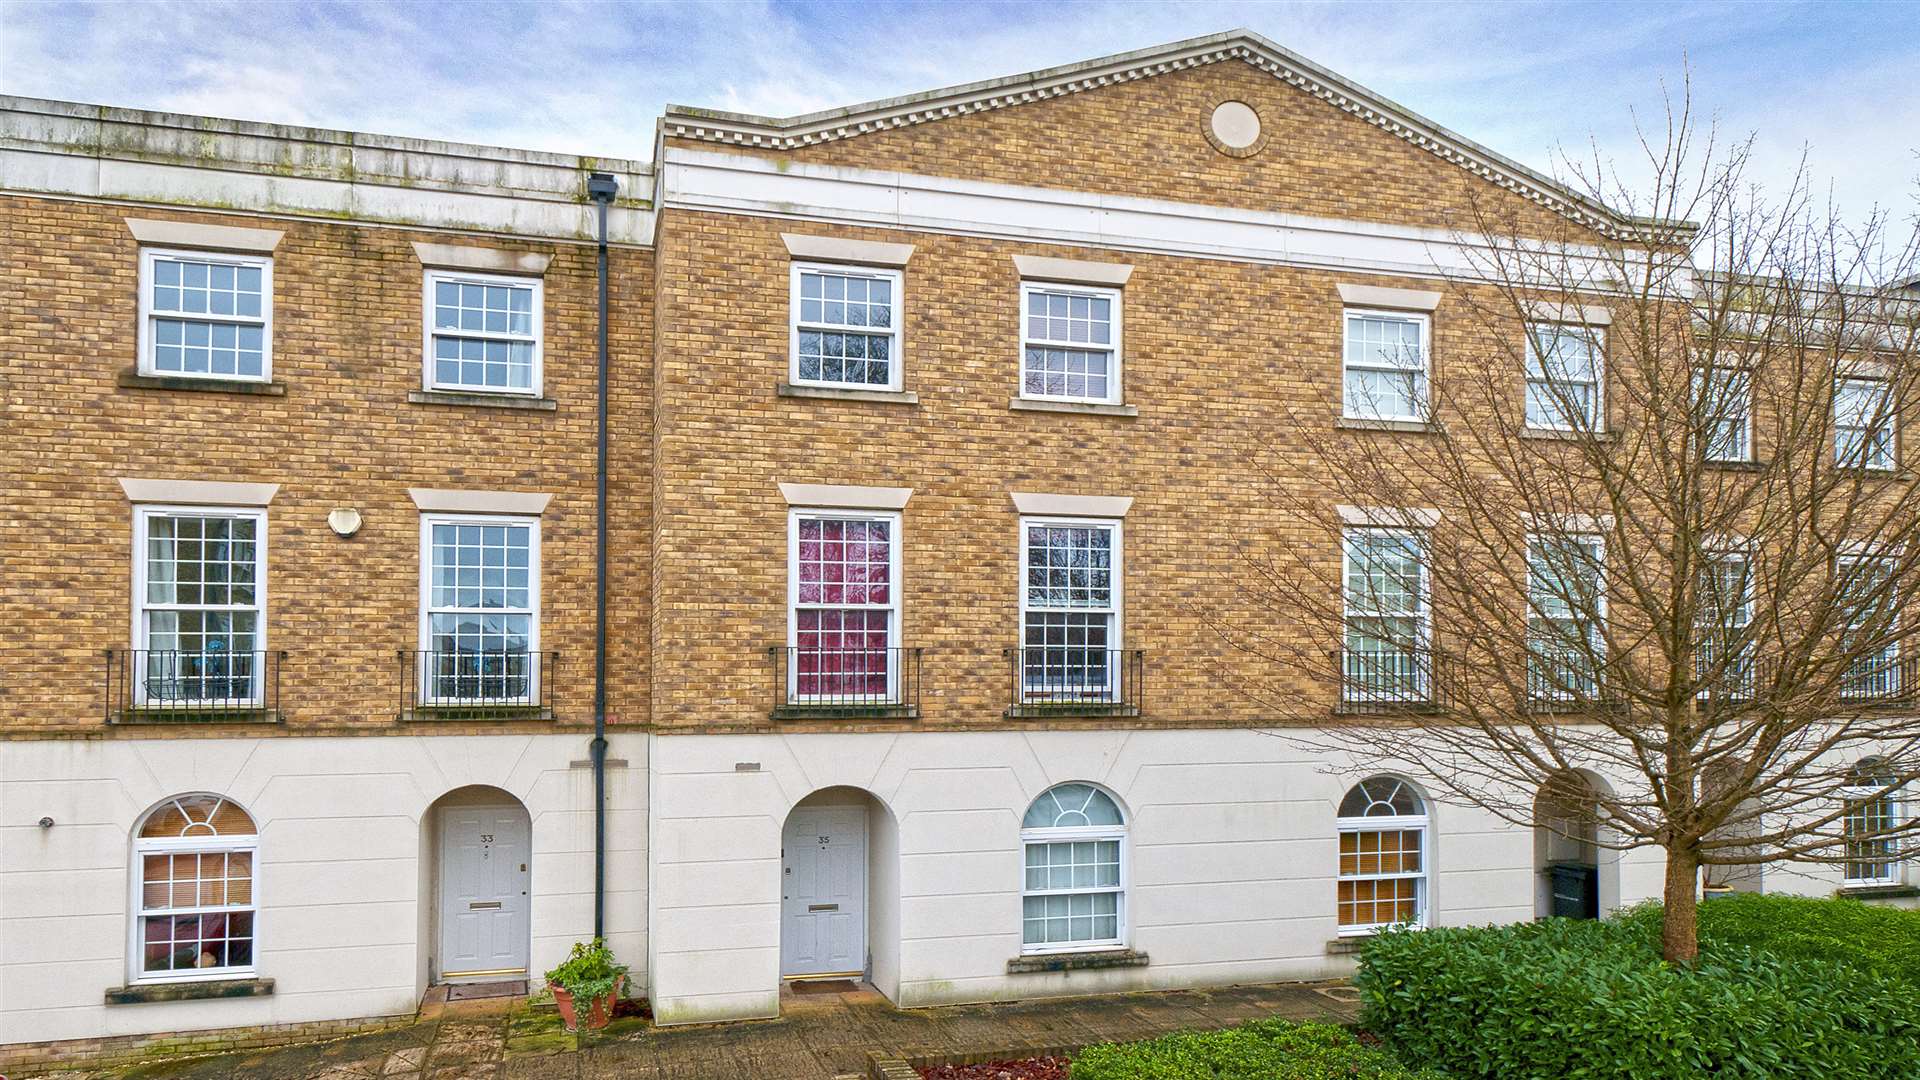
[1358,911,1920,1080]
[1618,892,1920,987]
[1069,1018,1444,1080]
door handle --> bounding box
[470,901,502,910]
[807,903,838,912]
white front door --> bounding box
[438,804,530,980]
[781,806,867,977]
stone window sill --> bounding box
[1521,426,1612,442]
[1836,884,1920,900]
[110,707,280,726]
[106,977,274,1005]
[773,704,918,721]
[1705,457,1765,472]
[777,382,920,405]
[408,389,558,411]
[1006,948,1147,974]
[118,369,286,396]
[1337,416,1435,434]
[1009,398,1138,417]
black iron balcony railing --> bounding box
[1839,651,1915,704]
[1333,647,1451,715]
[106,649,284,723]
[400,650,556,720]
[1005,647,1144,718]
[1524,653,1626,713]
[769,646,921,719]
[1693,636,1760,703]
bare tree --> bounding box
[1213,94,1920,964]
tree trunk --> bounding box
[1660,846,1701,966]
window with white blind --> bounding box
[1019,282,1121,404]
[789,509,900,700]
[1343,310,1430,422]
[790,264,902,391]
[1019,518,1121,697]
[132,794,258,982]
[133,507,266,706]
[423,270,542,395]
[138,249,272,382]
[1021,783,1126,952]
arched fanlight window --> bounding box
[1842,761,1903,886]
[1336,776,1428,934]
[133,794,258,981]
[1020,783,1125,953]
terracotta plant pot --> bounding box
[550,975,623,1031]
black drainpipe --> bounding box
[586,171,618,940]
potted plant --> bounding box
[544,938,628,1031]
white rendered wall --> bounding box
[645,728,1668,1025]
[0,733,647,1046]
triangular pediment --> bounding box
[664,30,1642,237]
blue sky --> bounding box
[3,1,1915,219]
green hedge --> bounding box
[1619,891,1920,987]
[1070,1018,1444,1080]
[1359,906,1920,1080]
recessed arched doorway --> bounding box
[426,785,532,983]
[779,786,898,996]
[1535,772,1604,919]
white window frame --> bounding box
[1695,546,1754,698]
[1336,777,1430,936]
[128,795,260,985]
[1835,374,1896,472]
[1341,527,1430,703]
[1018,280,1123,405]
[786,507,903,702]
[421,269,545,396]
[788,263,905,392]
[1841,768,1904,887]
[1697,363,1753,463]
[1342,308,1431,422]
[1837,554,1901,700]
[1525,321,1605,432]
[416,513,542,704]
[131,505,269,707]
[1017,516,1123,697]
[137,248,274,383]
[1019,784,1128,955]
[1526,532,1607,705]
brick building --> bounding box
[0,29,1894,1064]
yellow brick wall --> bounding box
[647,209,1535,732]
[0,197,654,734]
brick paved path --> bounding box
[71,980,1359,1080]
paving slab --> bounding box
[57,978,1358,1079]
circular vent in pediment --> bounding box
[1206,100,1266,157]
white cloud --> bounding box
[3,0,1914,219]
